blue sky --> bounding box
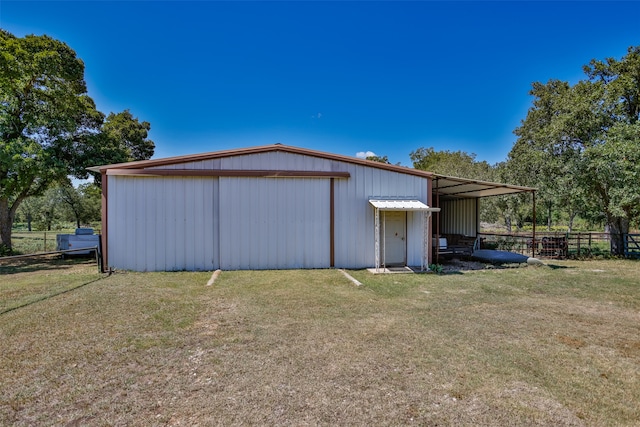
[2,1,639,166]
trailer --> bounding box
[56,228,100,256]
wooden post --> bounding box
[531,191,536,257]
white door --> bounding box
[381,211,407,266]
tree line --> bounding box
[1,30,154,253]
[373,46,640,255]
[2,31,638,255]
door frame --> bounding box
[379,210,407,268]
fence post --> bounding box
[44,232,47,252]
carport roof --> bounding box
[432,174,536,199]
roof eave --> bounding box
[86,144,434,179]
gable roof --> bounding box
[89,143,535,198]
[88,143,434,179]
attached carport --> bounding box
[430,174,537,260]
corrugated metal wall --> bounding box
[107,151,432,271]
[107,176,218,271]
[218,177,330,269]
[406,211,427,266]
[439,198,477,237]
[333,162,429,269]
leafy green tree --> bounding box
[485,162,532,233]
[0,31,153,252]
[55,181,101,228]
[83,110,154,184]
[15,186,61,231]
[1,30,95,249]
[16,196,38,231]
[409,146,524,231]
[508,46,640,254]
[365,154,403,166]
[508,80,594,232]
[410,147,493,180]
[366,155,390,164]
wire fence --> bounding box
[2,230,103,273]
[478,232,624,259]
[10,230,101,254]
[0,246,103,273]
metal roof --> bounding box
[88,144,434,179]
[88,144,535,199]
[369,199,440,212]
[432,174,536,199]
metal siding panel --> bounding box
[184,179,197,271]
[219,176,240,270]
[218,177,330,269]
[441,199,477,237]
[138,179,150,270]
[332,163,430,268]
[151,151,340,173]
[215,151,336,172]
[107,151,430,271]
[107,176,218,272]
[153,178,166,271]
[142,180,154,271]
[210,178,220,270]
[195,177,211,270]
[171,178,185,269]
[106,176,121,269]
[125,178,139,270]
[164,178,179,270]
[218,177,234,269]
[406,212,425,266]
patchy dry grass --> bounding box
[0,257,100,314]
[1,260,639,426]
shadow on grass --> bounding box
[0,276,106,316]
[0,257,95,275]
[546,264,575,270]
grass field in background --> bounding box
[1,260,639,425]
[10,231,77,254]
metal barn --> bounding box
[91,144,534,272]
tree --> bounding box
[81,110,154,184]
[409,146,523,231]
[486,162,532,233]
[507,80,591,231]
[55,181,101,228]
[409,147,493,180]
[15,186,60,231]
[0,31,154,252]
[16,196,38,231]
[508,46,640,254]
[366,155,390,164]
[365,154,403,166]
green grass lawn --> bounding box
[10,230,77,254]
[1,259,639,425]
